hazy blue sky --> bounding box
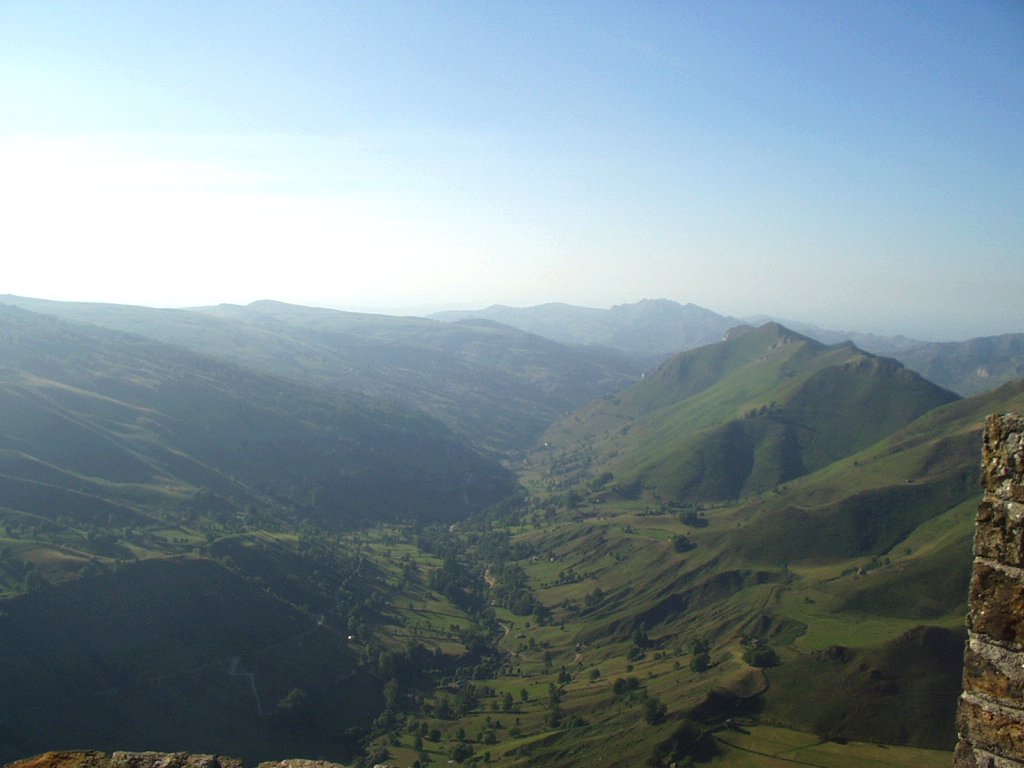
[1,1,1021,340]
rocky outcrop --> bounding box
[2,753,350,768]
[955,414,1024,767]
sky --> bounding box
[1,1,1021,341]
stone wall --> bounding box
[2,753,350,768]
[955,413,1024,767]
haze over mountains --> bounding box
[1,294,1023,767]
[0,295,642,453]
[0,303,515,534]
[432,298,1024,397]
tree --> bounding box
[613,676,641,696]
[672,534,696,553]
[383,678,400,710]
[274,687,314,730]
[743,644,780,668]
[449,743,474,763]
[643,695,667,725]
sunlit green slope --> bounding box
[534,323,958,502]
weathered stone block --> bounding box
[109,755,241,768]
[3,752,111,768]
[957,695,1024,760]
[4,756,248,768]
[983,414,1024,503]
[962,637,1024,703]
[955,741,1024,768]
[967,561,1024,649]
[974,498,1024,565]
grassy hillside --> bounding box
[1,299,1017,768]
[0,555,371,763]
[0,305,520,597]
[730,379,1024,566]
[361,491,965,767]
[0,296,641,452]
[386,369,1024,767]
[0,523,507,766]
[531,323,958,503]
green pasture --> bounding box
[714,725,951,767]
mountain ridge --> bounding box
[0,296,641,452]
[532,322,959,503]
[0,294,1016,767]
[430,298,1024,396]
[0,304,515,545]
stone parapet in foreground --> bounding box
[2,753,351,768]
[955,414,1024,767]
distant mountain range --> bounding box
[432,299,738,361]
[0,295,642,452]
[432,298,1024,396]
[0,303,515,538]
[6,295,1021,401]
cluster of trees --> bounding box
[672,534,696,553]
[741,636,780,668]
[611,676,666,725]
[690,638,712,673]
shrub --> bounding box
[743,644,780,668]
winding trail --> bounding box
[227,656,264,716]
[712,734,834,767]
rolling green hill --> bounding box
[0,296,641,452]
[730,378,1024,567]
[374,381,1024,767]
[0,305,515,564]
[0,304,524,765]
[431,301,1024,398]
[532,323,959,503]
[1,298,1018,768]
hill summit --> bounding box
[534,322,959,502]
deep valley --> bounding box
[1,297,1018,768]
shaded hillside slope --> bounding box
[533,323,958,502]
[763,625,964,747]
[0,296,641,452]
[730,378,1024,566]
[0,556,373,764]
[0,305,515,546]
